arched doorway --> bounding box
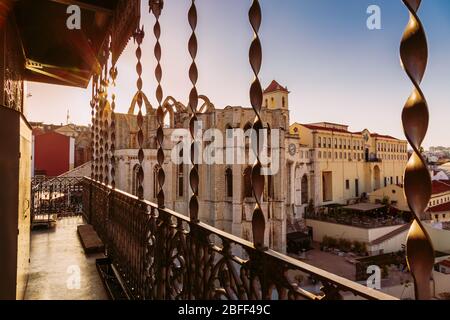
[374,165,381,191]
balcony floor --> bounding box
[25,217,109,300]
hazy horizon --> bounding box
[26,0,450,148]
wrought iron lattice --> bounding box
[188,0,200,223]
[31,177,84,225]
[133,26,146,200]
[83,177,395,301]
[150,0,165,208]
[400,0,434,300]
[248,0,266,250]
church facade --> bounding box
[113,81,301,253]
[111,80,408,253]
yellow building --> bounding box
[290,122,408,207]
[369,185,409,211]
[369,180,450,223]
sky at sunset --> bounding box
[26,0,450,148]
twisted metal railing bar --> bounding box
[133,26,146,200]
[150,0,165,209]
[82,177,395,300]
[90,78,96,180]
[188,0,200,223]
[249,0,266,250]
[98,67,105,184]
[94,75,100,181]
[400,0,434,300]
[102,56,110,186]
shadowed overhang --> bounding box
[5,0,139,88]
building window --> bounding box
[334,138,337,149]
[318,151,322,159]
[153,165,159,199]
[322,172,333,202]
[328,138,331,148]
[132,164,140,196]
[177,164,184,197]
[265,99,268,108]
[226,124,233,139]
[268,174,274,199]
[301,175,309,204]
[384,177,387,187]
[286,164,292,204]
[226,167,233,198]
[282,97,286,108]
[345,179,350,190]
[243,166,252,198]
[355,179,360,198]
[318,137,322,148]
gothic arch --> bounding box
[128,91,153,115]
[198,95,215,113]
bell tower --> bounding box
[263,80,290,110]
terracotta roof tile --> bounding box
[439,260,450,268]
[264,80,289,94]
[432,180,450,195]
[301,124,351,134]
[429,202,450,213]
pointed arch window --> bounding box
[301,174,309,204]
[226,167,233,198]
[153,165,159,199]
[132,164,140,196]
[243,166,252,198]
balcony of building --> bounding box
[0,0,437,301]
[24,176,395,300]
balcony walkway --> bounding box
[25,217,109,300]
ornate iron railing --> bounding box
[31,177,84,225]
[82,177,395,300]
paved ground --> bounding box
[25,217,109,300]
[290,243,357,281]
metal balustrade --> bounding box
[82,177,396,300]
[31,177,84,226]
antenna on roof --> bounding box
[66,109,70,125]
